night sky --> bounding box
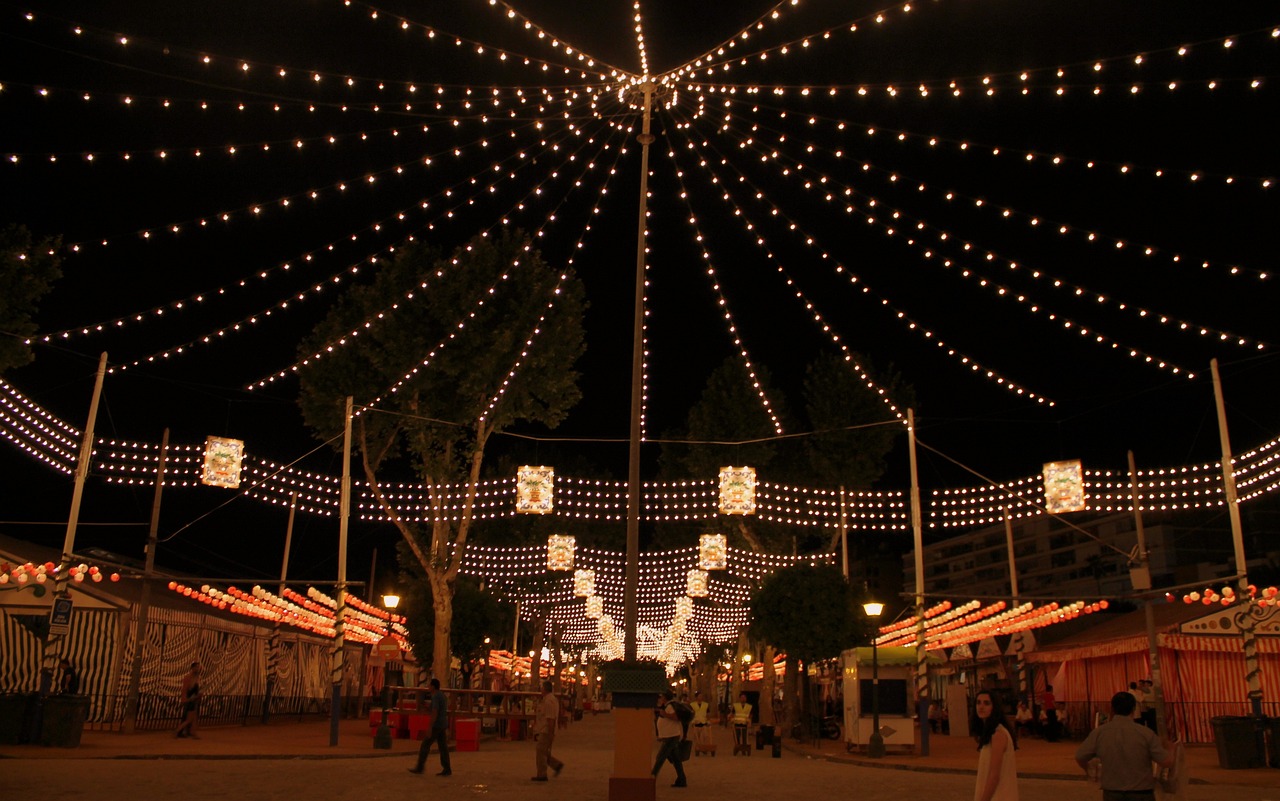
[1,0,1278,582]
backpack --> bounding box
[671,701,694,736]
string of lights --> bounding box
[699,101,1268,353]
[672,108,1057,406]
[702,96,1277,204]
[678,111,1200,384]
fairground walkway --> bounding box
[2,710,1274,801]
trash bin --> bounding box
[39,694,90,748]
[0,693,35,744]
[454,719,480,752]
[1262,717,1280,769]
[1210,716,1263,769]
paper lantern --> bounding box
[516,465,555,514]
[1042,459,1086,513]
[718,466,757,515]
[201,436,245,489]
[573,569,595,597]
[686,569,709,597]
[547,535,575,571]
[585,595,603,619]
[698,534,727,570]
[675,596,693,619]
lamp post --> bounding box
[863,601,885,758]
[372,593,400,750]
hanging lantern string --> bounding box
[700,97,1269,351]
[676,12,1278,90]
[252,105,631,390]
[666,148,787,433]
[3,80,617,167]
[670,106,1056,407]
[676,104,1199,384]
[106,101,623,374]
[35,89,609,261]
[359,113,635,414]
[12,6,608,93]
[708,93,1271,279]
[479,0,631,77]
[703,92,1276,198]
[660,0,808,80]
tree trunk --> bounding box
[784,655,802,740]
[430,571,453,684]
[759,645,777,726]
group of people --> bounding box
[969,688,1174,801]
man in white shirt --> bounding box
[652,691,688,787]
[531,681,564,781]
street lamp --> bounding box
[862,600,885,758]
[372,593,400,750]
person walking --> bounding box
[531,680,564,781]
[175,662,202,738]
[972,690,1019,801]
[1075,691,1175,801]
[408,678,452,776]
[652,691,688,787]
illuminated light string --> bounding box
[697,95,1277,202]
[633,2,650,77]
[3,81,618,168]
[1,560,122,586]
[32,91,610,259]
[662,132,902,422]
[356,120,631,414]
[15,6,609,93]
[670,123,1055,407]
[478,277,568,423]
[699,104,1268,353]
[3,76,618,146]
[480,0,627,78]
[660,0,806,81]
[10,378,1280,530]
[107,109,620,374]
[676,11,1277,89]
[250,109,632,390]
[666,150,786,433]
[704,98,1271,283]
[678,119,1198,384]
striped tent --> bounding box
[1025,604,1280,743]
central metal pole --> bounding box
[907,408,929,756]
[624,80,655,663]
[330,396,352,745]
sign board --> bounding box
[375,636,400,659]
[49,596,73,637]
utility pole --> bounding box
[908,408,929,756]
[1128,451,1167,739]
[330,397,352,745]
[123,428,168,732]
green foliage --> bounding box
[0,225,62,375]
[800,352,916,490]
[296,229,587,481]
[750,563,872,662]
[402,574,510,666]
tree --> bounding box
[750,563,873,735]
[402,574,510,683]
[657,357,793,551]
[297,229,586,682]
[0,225,62,375]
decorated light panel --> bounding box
[547,535,575,571]
[516,465,555,514]
[585,595,603,619]
[686,569,709,597]
[698,534,727,570]
[675,596,693,619]
[573,569,595,597]
[201,436,244,489]
[718,466,757,514]
[1042,459,1086,514]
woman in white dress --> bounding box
[972,690,1018,801]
